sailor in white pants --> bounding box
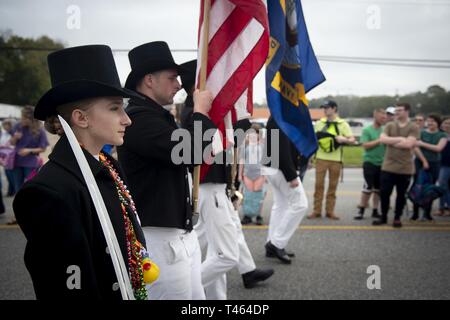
[263,117,308,263]
[264,167,308,258]
[195,183,272,299]
[142,227,205,300]
[195,183,239,300]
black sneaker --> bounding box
[255,216,263,225]
[241,216,252,225]
[372,210,381,219]
[393,219,402,228]
[421,216,434,223]
[354,214,364,220]
[372,219,387,226]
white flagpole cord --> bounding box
[58,116,135,300]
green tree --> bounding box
[0,31,64,106]
[308,85,450,118]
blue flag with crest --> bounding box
[266,0,325,157]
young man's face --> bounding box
[374,111,387,125]
[414,115,425,129]
[150,69,181,106]
[322,106,336,117]
[395,106,408,121]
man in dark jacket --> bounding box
[117,42,216,300]
[262,117,308,264]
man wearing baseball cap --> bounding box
[309,100,355,220]
[385,106,396,123]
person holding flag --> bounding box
[13,45,153,300]
[192,0,271,299]
[117,41,216,300]
[263,0,325,260]
[180,59,274,298]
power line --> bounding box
[1,46,450,68]
[318,55,450,64]
[320,58,450,68]
[307,0,450,6]
[0,46,197,53]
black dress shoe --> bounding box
[242,268,274,289]
[265,242,291,264]
[266,248,295,258]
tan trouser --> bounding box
[313,159,342,215]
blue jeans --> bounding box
[4,169,15,195]
[438,165,450,210]
[11,167,34,194]
[412,161,441,219]
[0,170,4,213]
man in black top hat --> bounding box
[179,60,274,299]
[117,42,216,300]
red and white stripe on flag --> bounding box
[196,0,269,131]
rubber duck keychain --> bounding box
[141,248,160,284]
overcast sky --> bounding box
[1,0,449,104]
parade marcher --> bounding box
[262,117,308,264]
[13,45,152,299]
[309,100,355,220]
[354,108,386,220]
[411,114,447,221]
[117,43,216,300]
[179,60,274,299]
[374,103,420,228]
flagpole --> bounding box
[193,0,211,215]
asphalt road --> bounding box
[1,168,450,300]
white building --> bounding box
[0,103,21,119]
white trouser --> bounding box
[196,186,257,300]
[264,168,308,249]
[142,227,205,300]
[195,183,244,300]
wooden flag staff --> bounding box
[192,0,211,215]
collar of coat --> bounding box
[49,134,112,184]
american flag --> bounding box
[196,0,269,179]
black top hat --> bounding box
[34,45,138,121]
[125,41,184,90]
[179,60,197,92]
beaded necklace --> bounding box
[99,152,148,300]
